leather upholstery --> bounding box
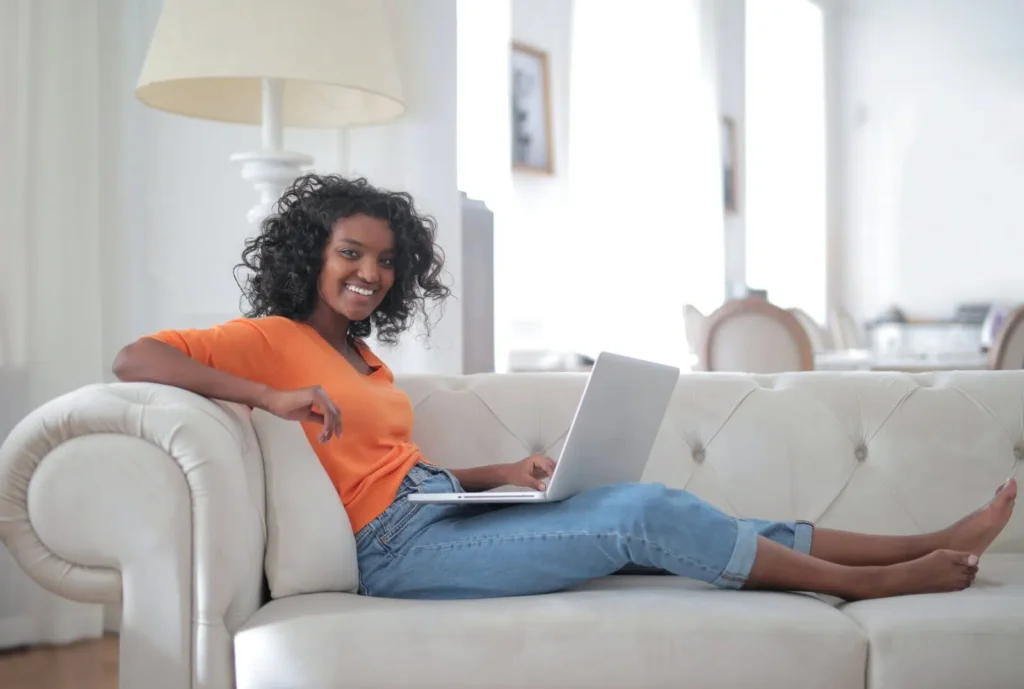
[0,383,267,689]
[251,408,358,598]
[2,371,1024,688]
[235,579,868,689]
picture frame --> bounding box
[720,115,738,213]
[510,42,554,175]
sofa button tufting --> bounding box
[1015,446,1024,461]
[692,447,706,462]
[855,446,867,461]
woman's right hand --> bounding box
[264,386,342,443]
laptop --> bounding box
[407,352,680,504]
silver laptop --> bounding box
[407,352,679,504]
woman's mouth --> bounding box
[345,284,376,297]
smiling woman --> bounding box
[110,173,456,532]
[235,174,450,346]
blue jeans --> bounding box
[355,463,814,600]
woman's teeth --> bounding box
[346,285,374,296]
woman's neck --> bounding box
[305,305,352,352]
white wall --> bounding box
[715,0,747,298]
[837,0,1024,321]
[347,0,461,374]
[506,0,740,342]
[97,0,342,369]
[506,0,574,350]
[92,0,458,374]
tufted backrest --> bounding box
[397,371,1024,552]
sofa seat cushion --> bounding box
[840,554,1024,689]
[234,576,866,689]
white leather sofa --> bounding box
[2,370,1024,689]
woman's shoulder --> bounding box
[238,315,304,333]
[199,315,312,352]
[218,315,310,338]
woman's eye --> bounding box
[339,249,358,259]
[380,257,394,267]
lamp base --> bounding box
[231,150,314,225]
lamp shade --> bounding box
[135,0,405,127]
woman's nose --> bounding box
[358,259,379,284]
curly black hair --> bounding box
[234,173,450,345]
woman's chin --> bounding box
[325,293,381,324]
[335,305,375,323]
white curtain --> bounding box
[0,0,106,648]
[558,0,725,367]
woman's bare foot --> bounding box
[943,478,1017,556]
[857,550,978,599]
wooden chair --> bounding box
[788,307,832,352]
[829,306,864,351]
[699,298,814,373]
[988,305,1024,370]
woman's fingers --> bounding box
[313,387,342,442]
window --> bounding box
[745,0,827,323]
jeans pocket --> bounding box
[375,464,459,553]
[377,497,422,547]
[417,464,462,493]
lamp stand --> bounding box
[230,78,313,225]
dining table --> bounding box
[814,349,991,372]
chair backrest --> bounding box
[699,298,814,373]
[682,304,705,357]
[989,305,1024,370]
[829,306,864,350]
[788,307,832,352]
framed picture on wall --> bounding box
[510,42,554,174]
[721,115,738,213]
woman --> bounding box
[114,173,1016,601]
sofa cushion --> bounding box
[250,409,358,598]
[840,553,1024,689]
[234,576,867,689]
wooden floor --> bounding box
[0,635,117,689]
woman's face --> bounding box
[317,214,396,323]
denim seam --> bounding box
[378,502,422,544]
[712,518,758,588]
[405,530,724,578]
[793,520,815,555]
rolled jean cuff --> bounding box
[713,518,758,590]
[793,520,814,555]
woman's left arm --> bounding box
[450,455,555,492]
[449,464,513,492]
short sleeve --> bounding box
[145,317,285,387]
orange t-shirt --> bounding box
[146,316,424,533]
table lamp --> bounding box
[135,0,405,224]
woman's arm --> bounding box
[114,336,343,441]
[112,337,276,410]
[450,455,556,492]
[449,464,513,492]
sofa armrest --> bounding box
[0,382,267,689]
